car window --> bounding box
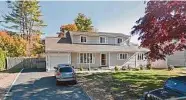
[165,79,186,93]
[59,67,73,72]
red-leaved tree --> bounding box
[131,1,186,60]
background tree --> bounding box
[131,1,186,60]
[0,48,6,71]
[2,0,46,56]
[60,24,78,32]
[0,31,27,57]
[74,13,93,32]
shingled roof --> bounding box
[70,31,130,38]
[45,37,149,53]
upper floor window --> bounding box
[80,36,87,43]
[118,53,128,60]
[117,38,123,44]
[99,36,107,44]
[137,53,144,60]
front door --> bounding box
[101,54,107,66]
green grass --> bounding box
[79,68,186,99]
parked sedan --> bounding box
[54,64,77,85]
[141,76,186,100]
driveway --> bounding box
[4,68,91,100]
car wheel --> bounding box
[73,80,77,84]
[56,80,60,85]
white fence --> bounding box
[6,57,46,70]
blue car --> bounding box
[54,64,77,85]
[141,76,186,100]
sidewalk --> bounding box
[0,73,18,99]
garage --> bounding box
[47,53,71,71]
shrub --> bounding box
[139,64,144,70]
[127,65,131,70]
[80,65,83,71]
[114,65,119,71]
[122,66,128,70]
[0,49,6,71]
[146,64,152,70]
[168,65,174,71]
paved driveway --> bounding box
[5,68,91,100]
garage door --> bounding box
[49,54,71,70]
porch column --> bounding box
[135,52,137,68]
[109,52,110,67]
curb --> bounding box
[3,68,24,100]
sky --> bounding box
[0,1,146,44]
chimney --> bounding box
[57,27,68,38]
[57,32,65,38]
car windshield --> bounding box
[165,79,186,93]
[59,67,73,72]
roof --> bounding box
[57,32,72,44]
[70,31,130,38]
[45,37,149,52]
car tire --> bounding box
[73,80,77,84]
[56,80,60,85]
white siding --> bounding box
[72,35,129,45]
[151,59,168,68]
[109,52,147,69]
[167,51,186,66]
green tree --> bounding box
[3,0,46,35]
[32,41,44,56]
[2,0,46,56]
[0,49,6,71]
[74,13,93,32]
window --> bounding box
[100,36,106,44]
[117,38,123,44]
[118,53,128,60]
[137,53,144,60]
[59,67,73,72]
[79,53,94,63]
[80,36,86,43]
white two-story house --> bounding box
[45,31,149,71]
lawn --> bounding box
[78,68,186,100]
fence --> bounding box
[6,57,46,70]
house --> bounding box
[150,50,186,69]
[45,31,149,71]
[167,50,186,67]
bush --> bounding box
[114,65,119,71]
[122,66,128,70]
[139,64,144,70]
[168,65,174,71]
[146,64,152,70]
[80,65,83,71]
[0,49,6,71]
[127,65,131,70]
